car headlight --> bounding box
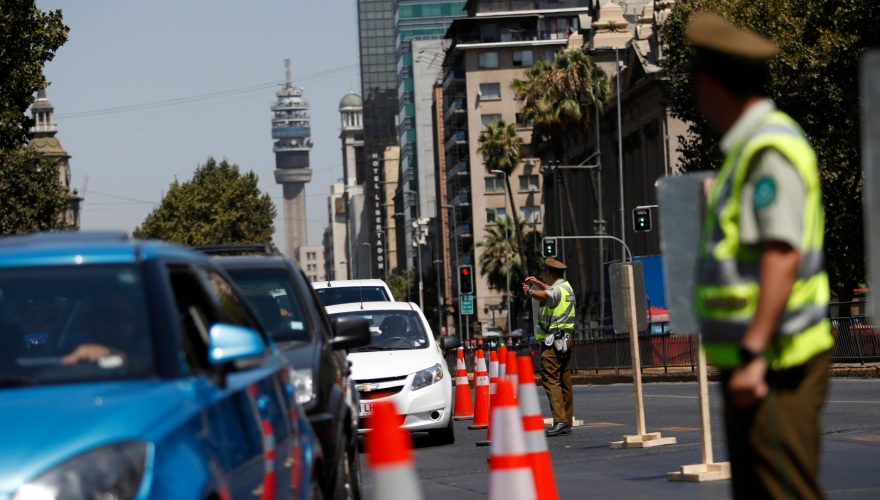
[291,368,315,405]
[14,440,149,500]
[411,363,444,391]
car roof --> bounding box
[311,279,391,290]
[324,301,420,315]
[0,232,206,268]
[210,254,293,268]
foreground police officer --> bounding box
[689,12,834,499]
[523,257,575,437]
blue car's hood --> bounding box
[0,380,191,494]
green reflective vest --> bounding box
[536,280,575,341]
[695,110,833,370]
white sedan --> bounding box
[324,301,461,445]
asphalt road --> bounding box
[359,378,880,499]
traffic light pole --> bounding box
[545,235,633,262]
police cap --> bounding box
[544,257,567,271]
[686,12,778,63]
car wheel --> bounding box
[428,416,455,446]
[334,440,363,500]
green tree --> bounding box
[477,120,528,278]
[0,147,69,234]
[387,269,415,302]
[1,1,68,150]
[661,0,880,298]
[134,157,276,245]
[478,215,543,329]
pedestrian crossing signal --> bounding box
[633,207,652,232]
[543,238,557,257]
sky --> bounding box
[36,0,361,248]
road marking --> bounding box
[658,426,699,432]
[587,422,626,428]
[852,436,880,443]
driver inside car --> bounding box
[378,315,424,347]
[63,291,145,366]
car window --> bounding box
[224,267,311,343]
[167,265,215,373]
[0,265,156,386]
[202,269,261,332]
[329,310,428,351]
[315,286,390,306]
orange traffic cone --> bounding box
[366,401,423,500]
[469,349,490,429]
[476,349,499,446]
[506,351,519,400]
[518,356,559,500]
[498,345,508,378]
[453,346,475,420]
[488,379,536,500]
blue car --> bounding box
[0,233,322,499]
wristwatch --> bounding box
[738,345,763,365]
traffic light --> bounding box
[633,207,652,232]
[543,237,557,258]
[458,265,474,295]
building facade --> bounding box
[337,92,372,279]
[298,245,326,283]
[440,0,592,335]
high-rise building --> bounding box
[272,59,313,257]
[336,92,371,279]
[356,0,399,278]
[29,88,82,228]
[440,0,592,334]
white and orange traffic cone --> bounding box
[505,351,519,401]
[366,401,424,500]
[498,345,508,379]
[476,349,499,446]
[518,356,559,500]
[453,346,475,420]
[469,348,490,429]
[488,379,536,500]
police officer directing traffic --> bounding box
[523,257,575,437]
[688,12,834,499]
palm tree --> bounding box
[512,49,610,323]
[477,120,527,279]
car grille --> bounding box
[355,375,407,401]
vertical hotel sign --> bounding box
[372,154,385,273]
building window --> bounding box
[512,50,533,67]
[479,51,499,69]
[521,206,541,223]
[479,83,501,100]
[519,174,539,192]
[544,49,558,62]
[515,113,534,129]
[306,252,316,260]
[485,176,505,194]
[481,114,502,129]
[486,207,507,224]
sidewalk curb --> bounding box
[563,365,880,385]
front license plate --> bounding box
[359,402,373,417]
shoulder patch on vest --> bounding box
[753,176,777,211]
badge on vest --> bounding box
[753,175,777,211]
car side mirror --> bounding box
[330,316,371,351]
[207,323,266,365]
[439,335,461,352]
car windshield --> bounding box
[224,268,311,343]
[315,286,390,306]
[0,265,156,387]
[330,310,428,351]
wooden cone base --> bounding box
[610,432,677,449]
[667,462,731,482]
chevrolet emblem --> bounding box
[357,383,379,393]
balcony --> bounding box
[442,68,465,92]
[446,161,469,180]
[443,99,466,122]
[453,190,472,207]
[457,224,473,239]
[444,130,468,152]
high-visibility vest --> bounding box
[536,280,575,341]
[695,110,834,370]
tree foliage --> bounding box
[0,1,68,150]
[133,158,276,246]
[661,0,880,298]
[0,147,69,234]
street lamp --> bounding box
[441,204,461,338]
[490,169,512,335]
[595,45,627,258]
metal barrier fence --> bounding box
[445,317,880,374]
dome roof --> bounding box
[339,92,363,109]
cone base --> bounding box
[610,432,677,448]
[468,424,489,430]
[667,462,731,482]
[475,440,491,447]
[454,415,474,421]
